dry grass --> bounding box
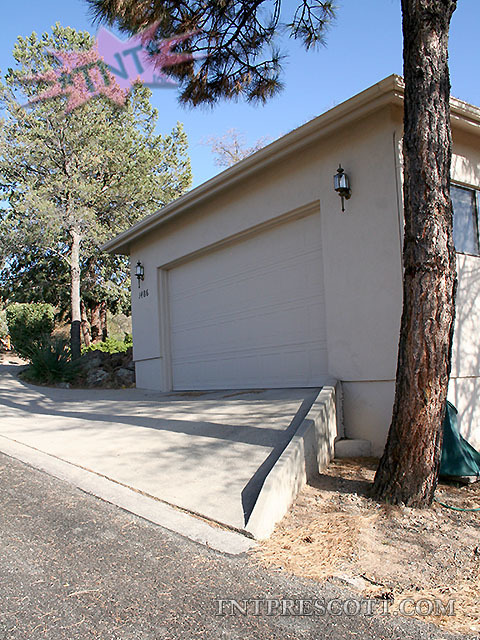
[255,458,480,636]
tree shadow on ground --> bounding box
[308,457,379,498]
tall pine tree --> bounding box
[0,23,192,357]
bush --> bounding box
[6,303,55,359]
[22,338,80,384]
[0,309,8,340]
[82,334,132,355]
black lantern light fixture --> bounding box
[334,164,351,212]
[135,261,145,288]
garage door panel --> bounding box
[169,212,328,389]
[173,295,324,347]
[171,248,321,314]
[172,346,327,389]
[171,259,324,338]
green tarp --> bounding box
[440,401,480,479]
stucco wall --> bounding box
[132,107,403,393]
[386,122,480,453]
[129,101,480,455]
[448,136,480,450]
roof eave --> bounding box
[103,74,480,255]
[103,75,405,255]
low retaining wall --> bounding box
[245,381,341,539]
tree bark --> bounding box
[99,300,108,341]
[90,300,108,343]
[372,0,458,507]
[80,300,92,348]
[90,302,101,343]
[70,228,82,360]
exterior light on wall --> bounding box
[135,261,145,288]
[334,164,351,212]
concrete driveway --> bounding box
[0,360,318,533]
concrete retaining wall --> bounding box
[245,381,340,540]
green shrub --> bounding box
[6,303,55,358]
[82,335,131,355]
[22,338,80,384]
[0,309,8,340]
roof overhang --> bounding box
[102,74,480,255]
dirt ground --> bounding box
[256,458,480,636]
[0,352,27,365]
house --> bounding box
[103,75,480,456]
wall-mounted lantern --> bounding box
[135,261,145,288]
[334,164,351,212]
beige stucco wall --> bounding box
[129,101,480,455]
[131,106,403,393]
[386,121,480,453]
[448,134,480,451]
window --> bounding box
[451,184,480,256]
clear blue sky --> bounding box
[1,0,478,186]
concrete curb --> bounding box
[0,435,254,556]
[245,382,340,540]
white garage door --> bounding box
[168,212,328,390]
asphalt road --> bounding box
[0,452,466,640]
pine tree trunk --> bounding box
[80,300,92,348]
[99,300,108,341]
[90,302,101,343]
[372,0,458,507]
[70,229,82,360]
[89,300,108,342]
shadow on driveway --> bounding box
[0,363,318,531]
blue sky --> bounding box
[0,0,478,186]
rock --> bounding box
[79,351,107,371]
[115,367,135,387]
[75,346,135,388]
[86,368,110,387]
[109,352,126,369]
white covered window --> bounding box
[451,184,480,256]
